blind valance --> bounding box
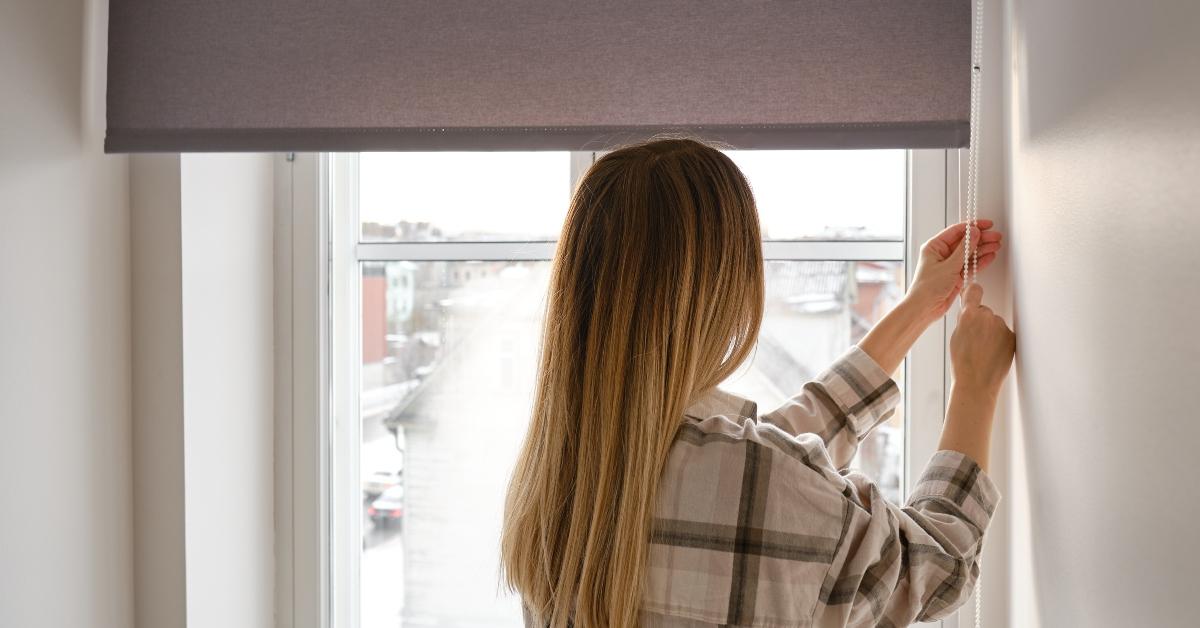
[105,1,970,152]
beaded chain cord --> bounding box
[960,1,986,627]
[964,0,983,292]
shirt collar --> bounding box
[682,387,758,422]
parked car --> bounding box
[362,469,402,501]
[368,485,404,528]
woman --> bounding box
[501,138,1014,627]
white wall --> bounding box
[131,154,187,628]
[130,153,277,628]
[0,1,133,627]
[181,154,276,628]
[1004,0,1200,625]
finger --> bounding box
[972,234,1002,258]
[979,230,1003,244]
[948,224,983,263]
[954,230,999,264]
[959,251,998,276]
[976,242,1001,257]
[975,252,998,272]
[960,243,998,267]
[924,224,963,258]
[927,220,993,258]
[963,282,984,308]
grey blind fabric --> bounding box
[105,1,970,153]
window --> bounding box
[280,148,954,628]
[357,152,570,242]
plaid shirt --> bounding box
[641,345,999,628]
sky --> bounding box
[357,149,905,240]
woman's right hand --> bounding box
[950,284,1016,396]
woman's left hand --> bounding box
[906,220,1003,323]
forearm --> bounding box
[856,296,933,376]
[938,383,998,471]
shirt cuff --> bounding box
[816,344,902,439]
[910,450,1001,534]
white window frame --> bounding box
[275,148,969,628]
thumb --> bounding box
[963,283,984,308]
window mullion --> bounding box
[353,240,904,263]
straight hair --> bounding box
[500,137,764,627]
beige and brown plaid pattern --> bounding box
[640,346,1000,628]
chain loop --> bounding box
[966,6,985,627]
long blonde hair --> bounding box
[500,138,764,627]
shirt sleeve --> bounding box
[813,450,1001,627]
[759,344,901,470]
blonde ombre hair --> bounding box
[501,138,764,627]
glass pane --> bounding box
[360,260,551,627]
[358,151,904,243]
[357,257,908,627]
[720,260,907,504]
[359,152,572,242]
[725,150,906,241]
[358,259,908,626]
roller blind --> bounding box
[105,1,970,153]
